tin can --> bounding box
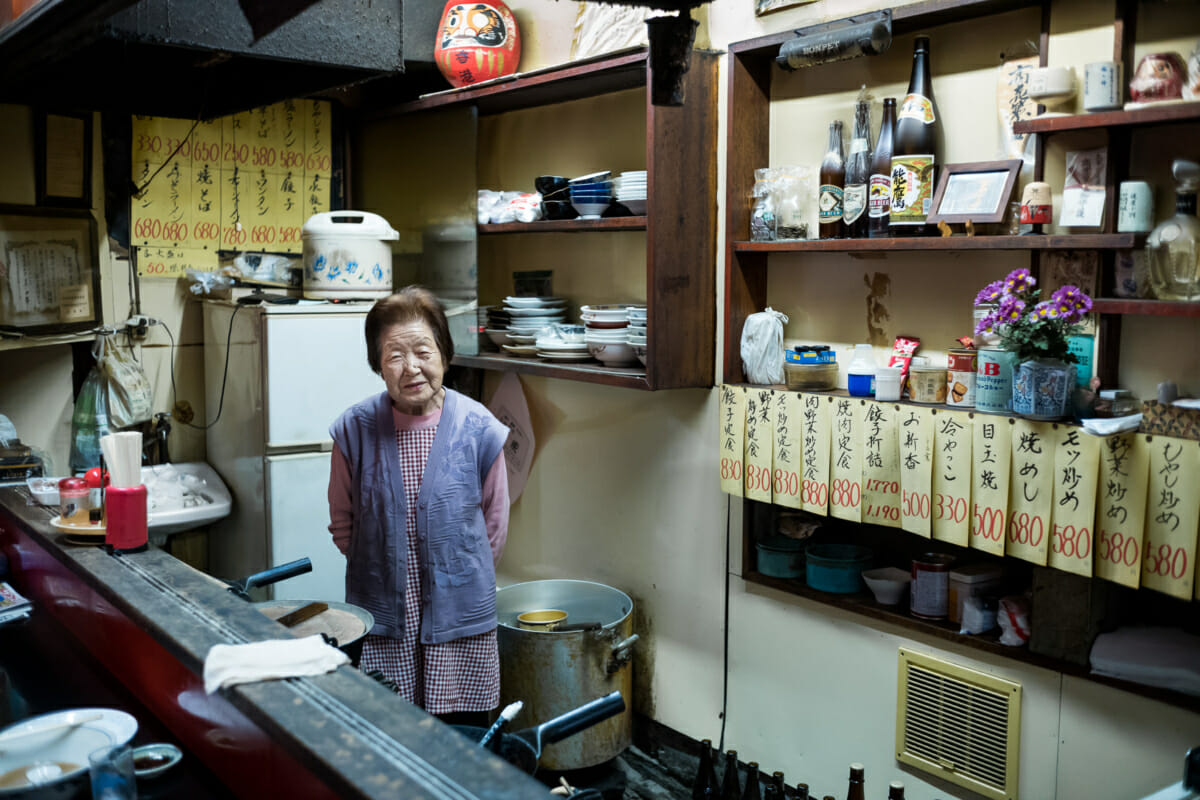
[910,553,955,619]
[946,348,977,407]
[908,365,947,404]
[975,347,1017,414]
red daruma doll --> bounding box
[434,1,521,89]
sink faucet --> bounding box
[143,413,171,465]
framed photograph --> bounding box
[0,205,101,335]
[34,110,92,209]
[927,159,1022,225]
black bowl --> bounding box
[541,200,578,220]
[535,175,569,197]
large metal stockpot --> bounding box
[496,580,637,771]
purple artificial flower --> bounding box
[974,311,1000,337]
[1005,268,1036,293]
[1031,301,1059,321]
[975,280,1006,307]
[998,295,1026,323]
[1074,293,1093,314]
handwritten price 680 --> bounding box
[1007,511,1045,548]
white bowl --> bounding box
[1027,65,1076,106]
[571,201,610,219]
[632,343,647,366]
[484,329,510,347]
[580,305,631,320]
[587,340,638,365]
[619,199,647,215]
[861,566,912,605]
[504,296,565,307]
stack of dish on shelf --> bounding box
[581,304,642,367]
[535,325,590,362]
[568,171,613,219]
[500,295,566,357]
[626,305,647,366]
[614,170,647,215]
[483,306,512,349]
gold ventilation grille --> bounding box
[895,648,1021,800]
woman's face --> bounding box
[379,319,446,415]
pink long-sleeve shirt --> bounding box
[327,405,509,563]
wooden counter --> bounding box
[0,486,545,800]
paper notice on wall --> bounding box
[1140,437,1200,600]
[744,388,774,504]
[799,393,832,514]
[4,233,86,313]
[1047,426,1100,577]
[487,372,534,504]
[1060,148,1107,227]
[829,397,863,522]
[57,284,92,322]
[718,385,746,497]
[898,407,934,537]
[137,247,219,279]
[932,410,972,546]
[858,401,900,527]
[1095,433,1149,589]
[971,417,1011,555]
[773,390,803,510]
[1006,420,1055,565]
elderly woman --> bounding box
[328,287,509,722]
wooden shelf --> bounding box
[369,49,648,119]
[480,217,647,235]
[733,234,1137,253]
[1013,102,1200,135]
[1092,298,1200,317]
[453,352,649,389]
[744,569,1200,713]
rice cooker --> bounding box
[302,211,398,300]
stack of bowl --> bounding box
[614,171,647,215]
[483,306,512,349]
[568,171,613,220]
[625,305,647,366]
[536,175,575,220]
[535,325,590,362]
[502,296,566,357]
[581,304,640,367]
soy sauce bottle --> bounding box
[890,36,940,237]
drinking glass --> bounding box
[89,743,138,800]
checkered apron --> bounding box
[359,424,500,713]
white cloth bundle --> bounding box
[740,307,789,385]
[203,635,349,694]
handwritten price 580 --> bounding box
[1098,529,1139,567]
[1051,524,1092,559]
[1145,543,1188,579]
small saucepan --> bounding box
[453,691,625,775]
[253,599,374,666]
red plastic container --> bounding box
[105,485,148,552]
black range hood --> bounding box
[0,0,405,117]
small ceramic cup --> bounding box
[1117,180,1154,233]
[1083,61,1123,111]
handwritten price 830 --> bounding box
[773,469,799,497]
[720,457,743,483]
[744,465,772,494]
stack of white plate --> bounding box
[626,305,647,366]
[504,296,567,339]
[535,325,591,362]
[615,171,647,215]
[581,304,639,366]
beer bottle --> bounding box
[887,780,906,799]
[794,783,809,800]
[890,35,940,237]
[692,740,720,800]
[846,763,866,800]
[844,98,873,239]
[741,762,762,800]
[819,120,846,239]
[721,750,741,800]
[869,98,896,238]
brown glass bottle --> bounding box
[869,98,896,238]
[763,771,785,800]
[721,750,741,800]
[819,120,845,239]
[741,762,762,800]
[844,100,873,239]
[846,763,866,800]
[887,780,905,799]
[692,740,719,800]
[890,36,940,237]
[794,783,809,800]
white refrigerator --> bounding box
[202,300,383,602]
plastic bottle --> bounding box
[69,367,112,475]
[847,344,877,397]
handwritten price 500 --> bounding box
[972,505,1005,541]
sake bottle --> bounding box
[692,740,720,800]
[890,36,940,237]
[721,750,742,800]
[742,762,762,800]
[846,763,866,800]
[887,780,906,799]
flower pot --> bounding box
[1011,358,1076,420]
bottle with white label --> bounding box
[844,98,873,239]
[819,120,845,239]
[869,98,896,238]
[890,36,940,237]
[847,343,877,397]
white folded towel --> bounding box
[203,635,349,694]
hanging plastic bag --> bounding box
[740,307,789,385]
[96,334,154,428]
[69,366,113,474]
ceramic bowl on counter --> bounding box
[861,566,912,605]
[484,329,510,347]
[585,337,638,366]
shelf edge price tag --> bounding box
[1006,420,1055,565]
[718,385,746,497]
[861,400,901,528]
[932,409,972,546]
[1140,436,1200,600]
[1048,426,1100,577]
[744,388,774,504]
[773,390,804,510]
[1095,432,1149,589]
[799,394,831,515]
[829,397,863,522]
[970,416,1011,555]
[898,406,934,538]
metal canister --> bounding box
[910,553,955,619]
[908,364,947,404]
[946,348,977,407]
[976,347,1018,414]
